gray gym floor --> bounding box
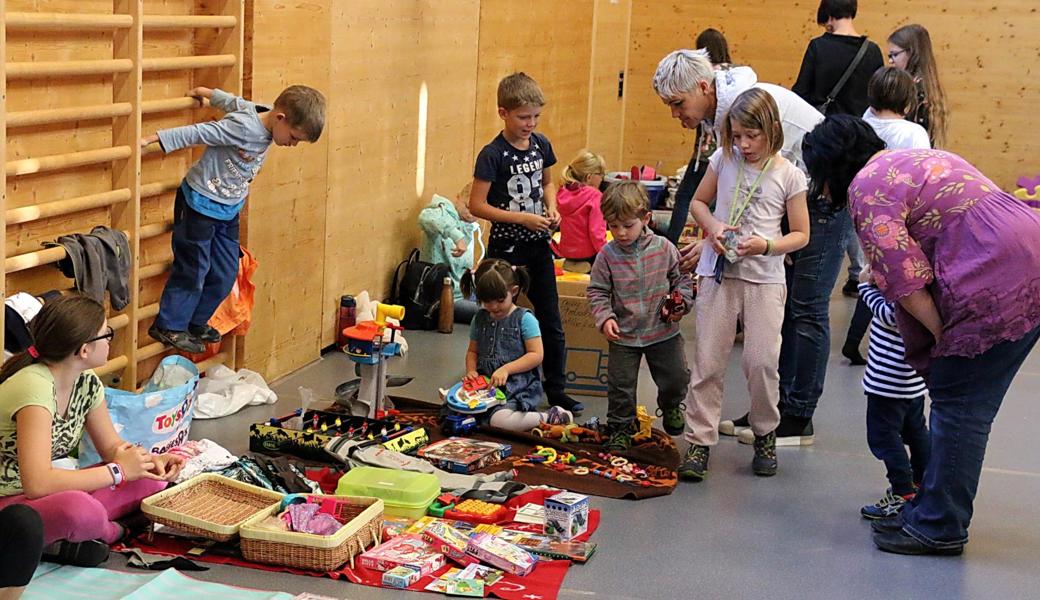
[105,294,1040,599]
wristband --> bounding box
[106,462,124,489]
[764,239,774,256]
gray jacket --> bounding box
[45,226,131,310]
[157,89,272,204]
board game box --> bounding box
[417,437,512,474]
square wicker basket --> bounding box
[141,474,284,542]
[239,494,384,571]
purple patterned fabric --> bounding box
[848,149,1040,370]
[285,503,342,536]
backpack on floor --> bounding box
[390,248,451,330]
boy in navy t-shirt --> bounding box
[468,72,582,413]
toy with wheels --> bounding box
[444,375,505,414]
[341,303,405,419]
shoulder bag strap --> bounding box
[823,38,871,110]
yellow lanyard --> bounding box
[728,157,772,226]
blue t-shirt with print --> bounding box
[473,132,557,244]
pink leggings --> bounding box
[0,478,167,545]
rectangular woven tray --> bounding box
[240,495,384,571]
[141,474,284,542]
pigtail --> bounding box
[512,265,531,298]
[460,268,476,300]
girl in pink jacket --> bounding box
[556,150,608,272]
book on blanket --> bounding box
[417,437,512,473]
[497,530,597,563]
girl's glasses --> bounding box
[888,49,906,61]
[87,326,115,343]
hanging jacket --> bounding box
[418,195,482,301]
[44,226,131,310]
[556,183,607,259]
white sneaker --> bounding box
[719,412,750,436]
[738,421,815,446]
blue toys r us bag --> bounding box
[80,355,200,465]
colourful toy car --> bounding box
[445,376,505,414]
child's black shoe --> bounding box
[188,324,222,344]
[149,324,205,354]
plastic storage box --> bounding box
[335,466,439,519]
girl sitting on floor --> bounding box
[460,259,573,431]
[0,295,184,567]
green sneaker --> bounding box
[752,431,778,477]
[656,403,686,436]
[678,444,710,481]
[604,425,635,453]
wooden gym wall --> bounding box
[244,0,631,381]
[2,0,243,389]
[241,0,483,379]
[623,0,1040,188]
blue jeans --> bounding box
[665,155,708,244]
[155,187,240,331]
[778,207,850,418]
[844,215,865,282]
[902,323,1040,549]
[866,393,930,496]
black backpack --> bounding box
[389,249,451,330]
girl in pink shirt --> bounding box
[555,150,607,272]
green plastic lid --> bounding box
[336,466,439,508]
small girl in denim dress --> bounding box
[461,259,572,431]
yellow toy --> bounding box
[633,406,653,442]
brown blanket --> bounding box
[391,397,678,500]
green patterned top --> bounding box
[0,364,104,496]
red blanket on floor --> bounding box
[119,490,598,600]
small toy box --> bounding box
[359,534,446,576]
[445,577,484,597]
[420,521,478,566]
[417,437,512,474]
[381,565,421,589]
[544,492,589,540]
[336,467,439,519]
[465,532,536,576]
[249,410,395,461]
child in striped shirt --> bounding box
[587,181,694,452]
[857,267,930,520]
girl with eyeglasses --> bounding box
[0,295,183,568]
[887,24,948,147]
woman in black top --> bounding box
[792,0,884,117]
[793,0,885,296]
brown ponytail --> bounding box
[0,294,106,385]
[463,258,530,304]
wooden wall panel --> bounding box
[240,0,330,378]
[320,0,480,351]
[623,0,1040,188]
[586,0,631,170]
[474,0,594,176]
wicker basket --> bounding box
[240,495,384,571]
[141,474,284,542]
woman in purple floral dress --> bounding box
[802,115,1040,556]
